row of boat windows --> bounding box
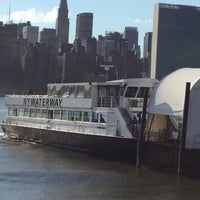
[125,87,151,98]
[48,85,92,98]
[48,84,152,99]
[8,107,105,123]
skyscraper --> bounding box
[76,13,93,41]
[123,27,138,51]
[56,0,69,45]
[143,32,152,58]
[151,3,200,80]
[23,24,39,44]
[40,28,56,48]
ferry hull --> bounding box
[1,124,138,162]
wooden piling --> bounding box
[136,88,148,168]
[177,82,190,175]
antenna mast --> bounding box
[8,1,11,24]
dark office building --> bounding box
[56,0,69,45]
[151,3,200,80]
[76,13,93,41]
[4,23,18,39]
[124,27,138,51]
[143,32,152,58]
[40,28,56,48]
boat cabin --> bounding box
[47,78,157,112]
[4,78,157,131]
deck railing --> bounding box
[97,96,117,107]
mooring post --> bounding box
[177,82,190,175]
[136,88,148,168]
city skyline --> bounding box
[0,0,200,47]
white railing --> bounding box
[5,116,119,136]
[97,96,117,107]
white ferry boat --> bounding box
[1,78,157,160]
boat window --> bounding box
[125,87,138,97]
[76,86,84,98]
[48,110,53,119]
[76,85,92,98]
[98,87,107,98]
[108,87,116,96]
[75,111,82,121]
[41,110,48,119]
[62,86,70,97]
[54,110,61,120]
[24,108,29,117]
[68,111,74,121]
[56,85,62,96]
[48,85,63,96]
[18,108,24,117]
[92,112,98,122]
[137,87,150,98]
[30,109,36,118]
[14,108,17,116]
[8,108,11,116]
[83,85,92,98]
[99,113,105,123]
[83,112,91,122]
[36,109,42,118]
[8,107,18,116]
[120,85,126,96]
[49,85,58,96]
[68,86,76,98]
[61,110,68,120]
[48,84,92,98]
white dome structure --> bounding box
[148,68,200,117]
[186,79,200,148]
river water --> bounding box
[0,97,200,200]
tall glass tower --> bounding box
[151,3,200,80]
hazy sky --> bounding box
[0,0,200,47]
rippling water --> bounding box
[0,97,200,200]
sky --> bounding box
[0,0,200,49]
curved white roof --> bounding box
[148,68,200,116]
[186,79,200,148]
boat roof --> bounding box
[48,78,158,87]
[108,78,158,84]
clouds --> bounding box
[43,7,58,23]
[126,17,152,24]
[0,6,58,24]
[135,18,152,24]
